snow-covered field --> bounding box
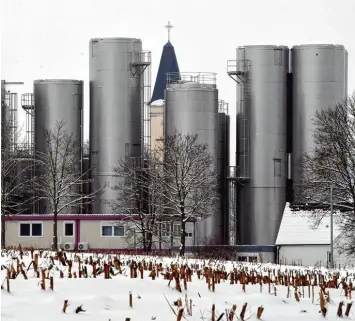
[1,250,355,321]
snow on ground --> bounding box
[1,250,355,321]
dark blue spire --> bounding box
[150,41,180,104]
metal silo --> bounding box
[34,79,83,214]
[291,44,347,190]
[89,38,151,214]
[228,45,289,245]
[164,72,220,243]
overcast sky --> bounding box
[1,0,355,164]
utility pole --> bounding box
[310,180,336,269]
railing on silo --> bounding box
[132,50,151,77]
[166,72,217,88]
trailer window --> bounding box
[19,222,43,237]
[101,223,125,237]
[64,222,74,237]
[20,223,31,236]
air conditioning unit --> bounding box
[64,242,75,251]
[52,243,62,250]
[78,242,89,251]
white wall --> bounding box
[5,220,75,249]
[278,244,355,267]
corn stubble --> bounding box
[1,247,355,319]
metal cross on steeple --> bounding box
[165,21,173,42]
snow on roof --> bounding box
[275,202,342,245]
[150,99,165,106]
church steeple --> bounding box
[150,22,180,104]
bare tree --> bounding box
[157,130,219,256]
[109,153,169,251]
[296,94,355,255]
[33,120,97,250]
[1,121,35,248]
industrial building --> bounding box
[4,213,196,251]
[1,40,350,256]
[276,203,354,267]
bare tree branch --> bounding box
[33,120,99,250]
[155,130,220,256]
[108,153,171,251]
[108,131,218,255]
[295,93,355,255]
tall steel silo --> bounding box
[229,45,289,245]
[164,72,220,243]
[89,38,151,214]
[291,44,347,190]
[34,79,83,214]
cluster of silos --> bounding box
[89,38,149,214]
[34,79,83,214]
[230,44,348,246]
[164,72,229,244]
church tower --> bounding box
[150,22,180,152]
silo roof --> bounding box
[292,44,345,50]
[89,37,142,43]
[34,79,83,84]
[237,45,288,50]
